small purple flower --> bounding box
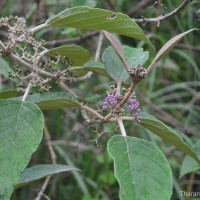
[103,92,119,110]
[128,97,142,122]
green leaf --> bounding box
[82,61,109,77]
[71,61,109,77]
[0,100,44,199]
[72,0,96,7]
[148,29,198,72]
[84,66,108,76]
[62,28,79,37]
[15,92,80,110]
[107,135,172,200]
[180,140,200,178]
[49,45,90,66]
[46,6,152,47]
[15,164,79,189]
[102,46,149,82]
[0,58,12,78]
[0,89,22,99]
[140,112,200,165]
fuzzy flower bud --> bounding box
[103,92,119,110]
[128,97,142,122]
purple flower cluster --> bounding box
[102,91,142,122]
[128,97,142,122]
[103,92,119,110]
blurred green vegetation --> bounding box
[1,0,200,199]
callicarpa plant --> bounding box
[0,3,200,200]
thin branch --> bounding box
[10,51,92,82]
[38,49,49,58]
[34,176,51,200]
[109,116,136,122]
[59,82,78,98]
[67,66,84,71]
[118,83,136,108]
[0,40,6,51]
[31,23,49,33]
[135,0,193,26]
[81,105,104,120]
[22,82,32,101]
[115,81,127,136]
[60,80,105,120]
[44,123,57,164]
[10,52,57,79]
[117,117,127,137]
[47,31,99,47]
[34,124,56,200]
[90,116,136,124]
[51,140,100,153]
[186,172,195,200]
[70,71,93,82]
[116,82,121,95]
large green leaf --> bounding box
[49,45,90,66]
[108,135,172,200]
[0,100,44,199]
[15,92,80,110]
[102,46,149,82]
[46,6,152,47]
[180,140,200,178]
[0,89,22,99]
[140,112,200,164]
[15,164,79,188]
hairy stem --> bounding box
[31,23,49,33]
[22,82,32,101]
[117,117,127,137]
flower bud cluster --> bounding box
[128,97,142,122]
[103,91,119,110]
[128,66,147,83]
[103,89,142,122]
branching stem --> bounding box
[135,0,193,26]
